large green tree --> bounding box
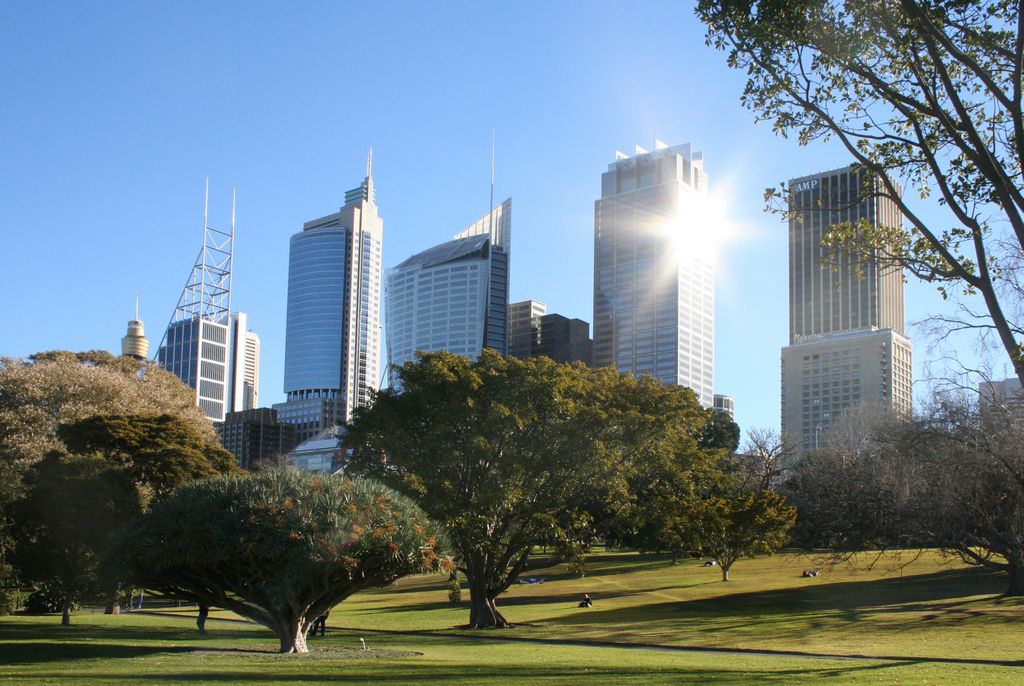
[58,414,237,501]
[0,351,215,583]
[345,351,712,627]
[53,413,238,614]
[11,454,142,625]
[0,351,214,505]
[123,470,444,653]
[697,0,1024,382]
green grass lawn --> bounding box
[340,550,1023,662]
[1,551,1021,685]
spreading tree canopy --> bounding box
[123,469,445,653]
[697,0,1024,382]
[345,351,713,627]
[0,351,214,506]
[58,414,237,502]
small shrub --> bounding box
[24,582,77,614]
[447,580,461,604]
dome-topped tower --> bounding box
[121,298,150,360]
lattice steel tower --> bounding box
[157,180,235,421]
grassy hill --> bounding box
[1,550,1021,684]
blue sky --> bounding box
[0,1,995,436]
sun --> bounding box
[665,187,735,266]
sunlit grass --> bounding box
[339,550,1022,661]
[1,550,1021,685]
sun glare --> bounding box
[666,188,737,267]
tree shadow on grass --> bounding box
[0,620,269,665]
[374,588,652,615]
[537,566,1017,650]
[13,659,930,684]
[1,642,192,665]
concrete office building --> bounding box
[228,312,260,412]
[508,299,547,359]
[536,314,593,366]
[217,408,297,470]
[979,377,1024,421]
[508,300,593,366]
[713,394,735,418]
[593,143,714,407]
[384,201,510,386]
[781,165,912,454]
[275,157,383,437]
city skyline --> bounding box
[0,2,996,436]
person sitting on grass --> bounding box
[578,594,593,608]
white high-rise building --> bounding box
[228,312,260,412]
[384,201,510,387]
[593,143,714,407]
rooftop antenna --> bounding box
[366,147,373,178]
[488,129,495,237]
[228,187,236,319]
[134,293,140,321]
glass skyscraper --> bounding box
[276,162,383,437]
[593,143,714,407]
[384,201,510,386]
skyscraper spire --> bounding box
[366,147,373,179]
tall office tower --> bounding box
[781,165,913,454]
[157,183,235,421]
[385,201,511,386]
[713,394,735,418]
[228,312,260,412]
[508,300,547,359]
[121,299,150,360]
[453,199,511,354]
[593,143,714,407]
[276,157,383,438]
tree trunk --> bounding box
[467,580,510,628]
[720,562,731,582]
[277,617,311,653]
[104,591,120,615]
[61,594,72,626]
[1005,560,1024,597]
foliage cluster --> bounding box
[696,0,1024,381]
[346,351,795,626]
[122,469,446,652]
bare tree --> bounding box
[731,427,793,492]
